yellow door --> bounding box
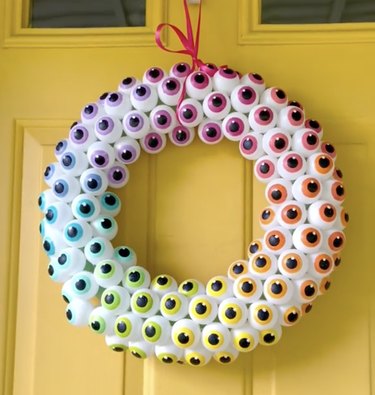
[1,0,374,394]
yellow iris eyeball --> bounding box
[218,298,247,328]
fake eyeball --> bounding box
[130,289,160,318]
[114,313,143,342]
[89,306,116,336]
[254,156,279,183]
[91,216,118,240]
[248,251,278,280]
[325,229,346,253]
[333,168,344,181]
[258,325,282,346]
[318,277,332,296]
[178,279,205,298]
[260,205,279,229]
[94,116,123,144]
[130,84,158,112]
[52,175,81,203]
[305,119,323,136]
[81,102,105,125]
[308,252,334,279]
[80,168,108,195]
[239,132,264,160]
[61,279,75,303]
[277,106,305,133]
[222,112,249,141]
[114,136,141,165]
[48,258,71,283]
[188,295,218,324]
[143,66,165,86]
[94,259,124,288]
[278,305,302,327]
[140,132,167,154]
[87,142,116,170]
[177,98,204,128]
[292,128,320,157]
[265,178,292,205]
[336,207,349,230]
[213,67,240,94]
[84,236,114,265]
[38,189,56,212]
[276,200,307,230]
[248,105,277,133]
[151,275,178,296]
[105,334,128,353]
[128,341,154,359]
[150,105,177,134]
[113,246,137,269]
[55,139,73,159]
[44,162,64,187]
[206,276,234,301]
[160,291,189,321]
[42,228,67,257]
[260,87,288,111]
[142,315,171,345]
[99,192,122,217]
[233,275,263,303]
[185,346,213,367]
[53,247,86,278]
[69,123,96,151]
[106,162,129,189]
[186,71,213,100]
[45,201,73,229]
[65,298,94,326]
[118,76,139,94]
[277,151,307,181]
[307,200,337,229]
[306,153,334,179]
[321,141,337,160]
[123,266,151,293]
[227,260,248,280]
[198,119,224,145]
[232,324,259,353]
[249,301,279,331]
[202,91,231,120]
[122,110,150,139]
[231,85,259,113]
[278,249,308,279]
[104,92,132,118]
[294,277,319,303]
[262,128,291,157]
[321,180,345,205]
[70,271,99,300]
[155,344,184,364]
[169,125,195,147]
[71,193,100,222]
[241,72,266,95]
[170,62,192,80]
[63,219,92,248]
[172,319,201,349]
[213,346,239,365]
[157,77,182,106]
[59,149,88,176]
[263,275,294,305]
[292,175,322,204]
[264,226,293,254]
[201,322,231,352]
[218,298,247,328]
[292,224,323,254]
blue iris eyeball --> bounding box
[114,136,141,165]
[104,92,132,119]
[59,149,89,176]
[87,141,115,170]
[71,193,101,221]
[52,175,81,203]
[91,216,118,240]
[43,162,64,187]
[69,123,96,151]
[80,168,108,195]
[65,298,94,326]
[38,189,57,212]
[63,219,93,248]
[81,102,105,125]
[113,246,137,269]
[48,258,71,283]
[70,271,99,300]
[45,201,73,229]
[99,192,122,217]
[55,247,86,277]
[94,116,123,144]
[84,236,114,265]
[42,228,67,257]
[54,139,72,159]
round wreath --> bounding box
[39,2,348,367]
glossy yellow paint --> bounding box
[0,0,374,394]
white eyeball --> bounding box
[248,105,277,133]
[84,236,114,265]
[114,313,143,341]
[230,84,259,113]
[249,301,279,331]
[184,345,213,367]
[171,319,201,349]
[151,274,178,296]
[218,298,247,328]
[114,136,141,165]
[248,251,278,280]
[38,189,57,212]
[325,229,346,254]
[87,141,115,170]
[53,247,86,278]
[169,62,192,80]
[81,102,105,125]
[149,105,177,134]
[143,66,165,87]
[307,200,337,229]
[123,266,151,293]
[278,249,308,279]
[118,76,139,94]
[202,91,231,120]
[122,110,150,139]
[240,72,266,95]
[44,162,64,187]
[177,98,204,127]
[321,141,337,161]
[233,274,263,303]
[239,132,264,160]
[44,201,73,229]
[128,340,154,359]
[160,291,189,321]
[265,178,293,205]
[178,279,205,298]
[188,295,218,324]
[222,112,250,141]
[264,226,293,254]
[186,71,213,100]
[254,156,279,183]
[276,200,307,230]
[91,215,118,240]
[142,315,171,345]
[157,77,183,106]
[69,123,96,151]
[155,344,184,364]
[292,128,320,157]
[260,87,288,111]
[104,92,132,118]
[65,298,94,326]
[321,179,345,205]
[106,162,129,189]
[213,345,239,365]
[294,277,319,303]
[63,219,93,248]
[227,260,248,281]
[201,323,231,352]
[259,206,279,230]
[213,67,240,94]
[292,175,322,203]
[89,306,116,336]
[198,119,224,145]
[292,224,323,253]
[277,304,302,327]
[262,128,291,157]
[206,276,234,301]
[263,275,294,305]
[306,153,334,180]
[80,168,108,195]
[259,325,282,347]
[101,285,130,314]
[277,106,305,133]
[140,132,167,154]
[335,206,349,230]
[232,324,259,352]
[307,252,334,279]
[305,119,324,136]
[70,271,99,300]
[130,84,158,112]
[130,289,160,318]
[113,246,137,269]
[277,151,307,180]
[59,149,89,176]
[105,334,128,353]
[169,125,195,147]
[94,116,123,144]
[42,228,68,257]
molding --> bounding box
[239,0,375,45]
[3,0,167,48]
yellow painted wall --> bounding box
[1,0,374,394]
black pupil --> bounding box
[269,235,280,246]
[137,296,148,307]
[100,264,112,274]
[176,131,187,141]
[157,115,168,125]
[136,86,147,97]
[149,68,160,78]
[90,242,101,253]
[255,257,267,268]
[195,303,207,315]
[319,259,330,270]
[123,77,133,85]
[99,120,109,130]
[109,93,119,102]
[286,257,298,269]
[87,178,98,189]
[183,108,193,119]
[271,282,283,294]
[113,170,123,181]
[95,155,106,165]
[157,276,168,286]
[276,89,286,99]
[148,137,159,148]
[129,271,141,282]
[67,226,78,238]
[194,73,205,83]
[241,89,252,100]
[229,122,240,132]
[178,333,190,344]
[182,282,193,291]
[259,109,270,121]
[306,134,317,145]
[166,80,177,90]
[287,157,299,168]
[119,248,130,257]
[62,155,72,167]
[79,203,92,214]
[212,96,223,107]
[319,157,331,168]
[306,232,318,243]
[308,182,318,192]
[292,110,302,121]
[287,208,298,219]
[145,326,156,337]
[274,138,286,149]
[243,138,253,150]
[258,309,269,321]
[233,264,244,274]
[206,127,217,138]
[177,64,187,72]
[208,334,220,345]
[225,307,237,319]
[122,150,133,160]
[74,129,84,140]
[105,294,115,305]
[211,281,222,291]
[165,298,176,310]
[260,163,270,174]
[130,117,140,127]
[58,254,67,265]
[104,194,116,206]
[271,190,282,200]
[324,207,334,217]
[101,219,112,229]
[241,281,253,293]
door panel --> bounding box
[1,1,374,394]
